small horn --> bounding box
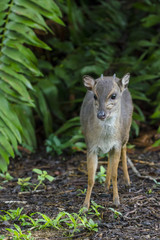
[101,74,104,80]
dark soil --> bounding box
[0,148,160,239]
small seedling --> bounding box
[78,212,98,232]
[77,188,86,196]
[6,224,34,240]
[109,207,123,219]
[32,168,54,191]
[17,177,32,192]
[20,214,43,229]
[147,188,152,194]
[127,144,135,149]
[152,138,160,147]
[88,201,104,219]
[0,172,13,182]
[84,218,98,232]
[95,166,106,184]
[45,134,63,155]
[153,179,160,189]
[0,213,10,221]
[62,212,82,236]
[37,212,65,230]
[0,208,24,221]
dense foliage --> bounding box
[0,0,63,171]
[0,0,160,171]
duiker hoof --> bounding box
[81,206,89,213]
[113,197,120,207]
[82,202,89,212]
[124,179,130,187]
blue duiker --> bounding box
[80,73,133,209]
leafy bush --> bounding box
[50,0,160,138]
[0,0,63,171]
[45,117,86,155]
[0,0,160,171]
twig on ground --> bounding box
[127,157,160,181]
[18,189,45,197]
[124,208,137,218]
[3,200,27,204]
[132,159,156,166]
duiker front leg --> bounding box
[83,152,98,210]
[105,155,111,190]
[121,145,130,186]
[109,149,121,207]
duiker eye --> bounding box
[94,94,97,100]
[111,93,116,100]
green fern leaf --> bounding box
[0,0,64,171]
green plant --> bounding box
[0,213,10,222]
[37,207,99,235]
[95,166,106,184]
[1,0,160,171]
[153,179,160,186]
[0,172,13,182]
[78,206,99,232]
[32,168,54,191]
[45,130,86,155]
[0,235,5,240]
[52,0,160,138]
[20,214,43,229]
[17,177,32,192]
[0,205,100,238]
[0,0,63,172]
[6,224,34,240]
[147,188,152,194]
[0,208,24,221]
[45,117,86,155]
[37,212,65,230]
[60,210,99,236]
[88,201,104,219]
[62,212,83,236]
[109,208,123,219]
[45,134,64,155]
[76,188,87,196]
[82,217,98,232]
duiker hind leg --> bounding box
[109,149,121,207]
[83,152,98,210]
[121,145,130,186]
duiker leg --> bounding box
[110,149,121,207]
[83,152,98,210]
[105,155,111,190]
[121,145,130,186]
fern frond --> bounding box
[0,0,63,171]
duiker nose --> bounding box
[97,111,106,120]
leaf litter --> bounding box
[0,148,160,239]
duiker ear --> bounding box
[120,73,130,91]
[83,75,95,91]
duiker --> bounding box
[80,73,133,209]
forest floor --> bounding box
[0,147,160,240]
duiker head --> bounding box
[83,73,130,121]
